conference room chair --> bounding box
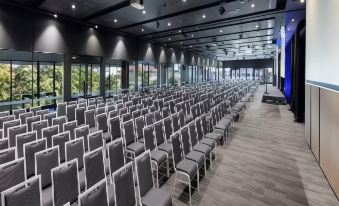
[63,120,77,140]
[143,125,169,186]
[121,113,131,123]
[3,119,20,138]
[87,130,104,152]
[13,108,26,119]
[52,131,70,163]
[108,117,121,141]
[85,110,96,132]
[97,114,110,142]
[122,120,145,160]
[106,105,115,114]
[19,111,33,124]
[132,110,141,119]
[52,116,67,133]
[78,179,109,206]
[201,114,222,146]
[57,102,67,117]
[36,109,49,119]
[195,117,216,150]
[44,112,56,127]
[66,104,77,122]
[0,139,9,153]
[96,107,106,116]
[135,150,173,206]
[108,110,118,119]
[51,159,80,206]
[75,125,90,152]
[32,120,48,140]
[172,114,180,132]
[23,138,47,178]
[42,125,59,148]
[65,137,85,171]
[26,115,41,132]
[0,111,9,118]
[170,132,199,206]
[106,138,125,182]
[154,110,162,122]
[163,117,173,143]
[162,107,170,118]
[83,147,106,190]
[0,115,14,130]
[8,124,27,148]
[16,131,37,158]
[0,147,15,165]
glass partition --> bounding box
[247,68,254,80]
[129,61,135,90]
[149,63,157,86]
[174,64,181,86]
[225,68,231,79]
[240,68,246,80]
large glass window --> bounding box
[167,64,174,86]
[105,63,122,95]
[129,61,135,90]
[247,68,254,80]
[71,64,85,95]
[39,63,54,105]
[174,64,181,85]
[219,68,223,81]
[12,62,33,108]
[225,68,231,79]
[232,70,236,79]
[240,68,246,80]
[0,62,11,111]
[149,63,157,86]
[90,64,100,95]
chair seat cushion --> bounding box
[199,138,215,149]
[127,142,145,156]
[214,123,228,131]
[205,132,221,142]
[142,189,172,206]
[186,151,204,168]
[193,144,211,156]
[158,143,172,156]
[176,159,197,178]
[151,150,167,165]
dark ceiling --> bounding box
[5,0,305,60]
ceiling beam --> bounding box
[82,0,130,21]
[186,39,274,51]
[27,0,47,7]
[116,0,238,30]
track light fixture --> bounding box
[219,6,226,15]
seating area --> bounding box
[0,80,258,206]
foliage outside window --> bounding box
[149,63,157,86]
[174,64,180,85]
[129,62,135,90]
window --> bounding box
[143,63,149,87]
[71,64,84,95]
[149,63,157,86]
[0,62,11,111]
[232,70,236,79]
[219,68,223,81]
[167,64,174,86]
[138,62,143,88]
[129,61,135,90]
[105,64,122,95]
[12,62,33,109]
[240,68,246,80]
[39,63,54,105]
[91,64,100,95]
[71,63,100,96]
[247,68,254,80]
[174,64,180,85]
[225,68,231,79]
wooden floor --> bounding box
[162,86,339,206]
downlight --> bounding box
[130,0,144,9]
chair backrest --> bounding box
[0,111,9,118]
[75,107,86,125]
[129,105,136,116]
[97,103,106,108]
[52,159,80,206]
[26,115,41,132]
[154,110,162,122]
[149,105,156,113]
[85,110,96,129]
[52,131,70,163]
[97,113,108,133]
[116,103,124,112]
[163,117,173,141]
[122,120,136,146]
[13,109,26,119]
[96,107,106,116]
[122,113,131,123]
[78,179,109,206]
[172,114,180,132]
[0,115,15,129]
[23,138,47,178]
[63,120,77,140]
[119,108,128,117]
[19,112,33,125]
[8,124,27,148]
[170,132,183,167]
[162,107,170,118]
[134,116,144,141]
[109,110,118,118]
[88,130,104,152]
[132,110,141,119]
[180,126,191,156]
[36,109,49,119]
[112,161,136,206]
[125,101,132,109]
[188,122,199,147]
[107,138,125,176]
[135,150,154,199]
[201,114,209,134]
[66,104,77,121]
[44,112,57,127]
[32,120,48,140]
[83,147,105,189]
[78,102,87,108]
[143,125,156,151]
[35,146,60,188]
[42,125,59,148]
[52,116,67,133]
[66,137,85,170]
[16,131,37,158]
[141,108,148,116]
[0,148,15,165]
[191,105,197,119]
[109,117,121,141]
[106,105,115,114]
[154,121,165,146]
[145,113,154,126]
[178,110,185,128]
[3,119,20,138]
[57,102,67,117]
[0,158,26,201]
[68,101,77,106]
[75,125,90,151]
[195,117,204,141]
[0,139,8,151]
[1,175,42,206]
[199,102,205,114]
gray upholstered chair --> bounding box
[64,120,77,140]
[8,124,27,148]
[163,117,173,142]
[26,115,41,132]
[23,138,47,178]
[52,116,67,133]
[109,117,121,141]
[75,125,90,152]
[57,102,67,117]
[66,104,77,121]
[112,162,136,206]
[85,110,96,130]
[145,113,154,126]
[52,131,71,163]
[83,147,105,189]
[36,109,49,119]
[88,130,104,152]
[78,179,109,206]
[32,120,48,139]
[75,107,86,126]
[3,119,20,138]
[0,147,15,165]
[16,131,37,158]
[19,112,33,125]
[42,125,59,148]
[171,114,180,132]
[66,137,85,170]
[122,120,145,160]
[154,120,172,156]
[0,115,14,130]
[44,112,56,127]
[13,109,26,119]
[134,116,145,143]
[106,138,125,180]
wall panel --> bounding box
[310,86,320,162]
[305,84,311,145]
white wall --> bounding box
[306,0,339,86]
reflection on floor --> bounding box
[162,86,339,206]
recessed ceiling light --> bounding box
[300,0,305,3]
[288,28,291,31]
[53,14,58,18]
[169,37,171,40]
[292,18,295,22]
[94,25,98,29]
[251,4,255,8]
[220,29,223,33]
[202,14,206,19]
[182,0,186,2]
[178,30,181,33]
[191,34,194,37]
[190,45,192,48]
[181,42,183,45]
[114,19,117,23]
[141,28,144,32]
[71,4,76,9]
[142,10,146,14]
[168,22,171,26]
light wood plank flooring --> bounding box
[162,86,339,206]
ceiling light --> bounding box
[220,29,223,33]
[292,18,295,22]
[202,14,206,19]
[130,0,144,9]
[182,0,186,2]
[178,30,181,33]
[190,45,192,48]
[251,4,255,8]
[141,28,144,31]
[169,37,171,40]
[191,34,194,37]
[71,4,76,9]
[219,6,226,15]
[168,22,171,26]
[114,19,117,23]
[94,25,98,29]
[300,0,305,3]
[288,28,291,31]
[181,42,183,45]
[256,25,259,28]
[142,10,146,14]
[53,14,58,18]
